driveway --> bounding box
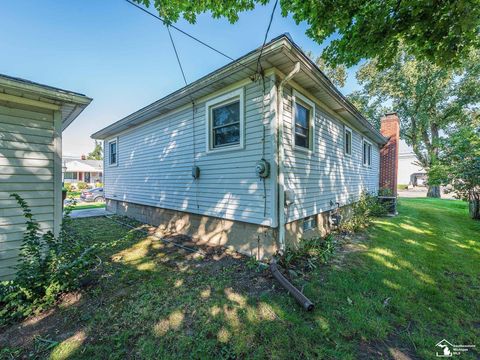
[70,208,112,218]
[398,187,456,199]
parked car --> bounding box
[80,187,105,202]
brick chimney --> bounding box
[379,113,400,196]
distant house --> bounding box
[398,141,426,186]
[0,74,91,279]
[63,156,103,186]
[92,34,398,259]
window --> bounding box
[363,139,372,166]
[206,88,244,152]
[64,172,77,180]
[293,90,315,151]
[303,216,317,231]
[109,138,117,166]
[344,126,352,156]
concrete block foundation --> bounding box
[107,199,278,260]
[107,199,353,258]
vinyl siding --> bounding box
[104,79,274,226]
[282,86,380,223]
[0,104,56,280]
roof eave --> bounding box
[92,34,386,145]
[91,37,290,139]
[0,74,92,130]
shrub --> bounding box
[0,194,97,324]
[280,234,336,271]
[340,192,387,233]
[63,183,73,192]
[76,181,89,190]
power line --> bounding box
[166,25,189,89]
[256,0,279,75]
[124,0,256,73]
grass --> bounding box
[67,191,81,199]
[1,198,479,359]
[70,203,105,210]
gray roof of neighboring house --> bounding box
[0,74,92,131]
[92,33,386,145]
[63,158,103,172]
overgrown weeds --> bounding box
[0,194,98,325]
[279,234,336,272]
[340,191,388,233]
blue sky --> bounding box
[1,0,362,156]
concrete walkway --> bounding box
[70,208,112,218]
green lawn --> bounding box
[71,203,105,211]
[1,198,479,359]
[67,191,81,199]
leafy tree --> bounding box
[351,48,480,198]
[429,121,480,219]
[304,50,346,87]
[134,0,480,68]
[87,140,103,160]
[347,91,388,130]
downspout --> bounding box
[272,62,314,312]
[277,62,300,252]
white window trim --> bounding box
[292,89,315,153]
[344,126,353,157]
[205,88,245,153]
[362,138,372,167]
[108,137,118,167]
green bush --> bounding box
[76,181,89,190]
[63,183,73,192]
[280,234,336,271]
[340,192,387,233]
[0,194,97,325]
[397,184,409,190]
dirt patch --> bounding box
[0,292,86,349]
[331,232,370,268]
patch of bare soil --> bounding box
[0,292,86,349]
[358,337,420,360]
[331,232,370,268]
[148,231,278,298]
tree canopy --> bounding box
[87,141,103,160]
[134,0,480,68]
[349,47,480,197]
[429,121,480,218]
[304,50,346,87]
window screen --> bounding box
[295,102,310,148]
[211,100,240,148]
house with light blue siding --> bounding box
[92,34,390,259]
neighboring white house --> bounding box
[62,156,103,186]
[92,34,393,259]
[0,74,91,279]
[398,140,426,186]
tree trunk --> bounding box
[469,200,480,220]
[427,185,441,198]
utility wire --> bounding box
[256,0,279,75]
[166,25,189,89]
[124,0,256,73]
[165,23,199,209]
[255,0,278,217]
